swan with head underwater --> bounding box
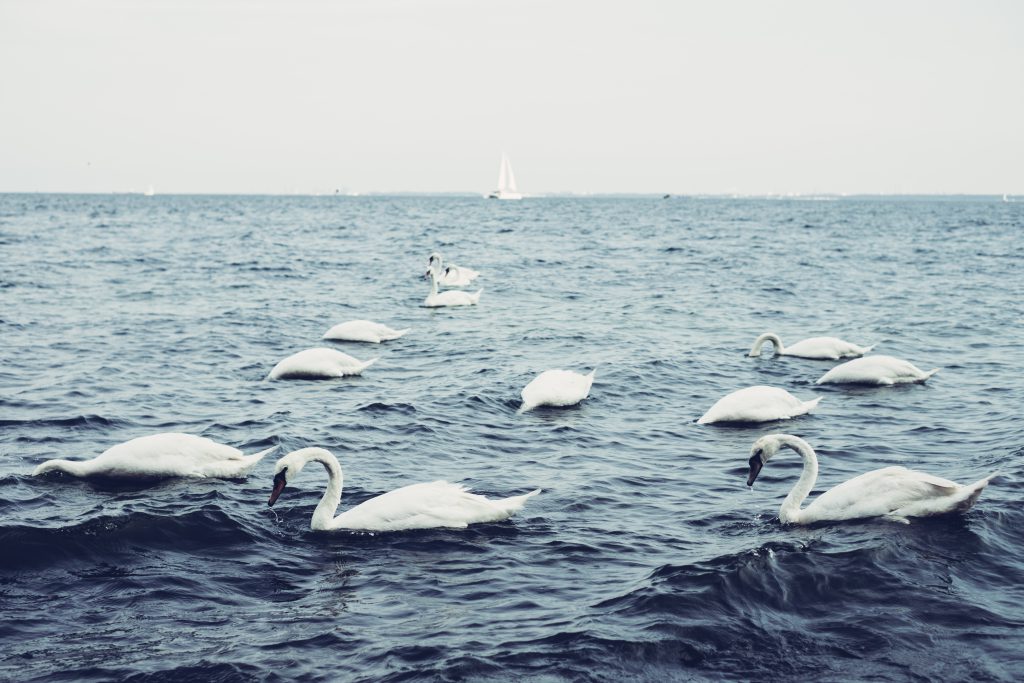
[745,434,996,524]
[33,433,276,479]
[423,267,482,307]
[748,332,874,360]
[268,447,540,531]
[816,355,939,385]
[268,348,377,380]
[698,386,821,425]
[519,368,596,413]
[428,251,480,287]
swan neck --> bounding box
[303,450,344,530]
[751,333,784,356]
[429,272,438,297]
[37,459,91,476]
[779,437,818,523]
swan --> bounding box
[746,434,997,524]
[268,348,377,380]
[323,320,410,343]
[268,447,540,531]
[423,269,482,307]
[698,386,821,425]
[748,333,874,360]
[428,252,480,287]
[33,433,275,479]
[816,355,939,385]
[519,368,596,412]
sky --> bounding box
[1,0,1022,195]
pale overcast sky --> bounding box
[1,0,1021,195]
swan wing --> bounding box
[331,481,536,531]
[802,467,964,522]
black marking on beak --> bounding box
[269,471,287,506]
[747,454,764,487]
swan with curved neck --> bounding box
[748,333,874,360]
[423,269,482,307]
[746,434,996,524]
[268,448,539,532]
[33,433,276,479]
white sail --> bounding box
[489,153,523,200]
[497,154,508,192]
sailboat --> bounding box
[144,185,155,197]
[488,153,523,200]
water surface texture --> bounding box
[2,194,1023,681]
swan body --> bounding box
[746,434,996,524]
[428,252,480,287]
[268,348,377,380]
[698,386,821,425]
[520,368,596,412]
[424,269,482,307]
[33,433,275,479]
[748,333,874,360]
[322,320,410,343]
[816,355,939,385]
[268,448,540,532]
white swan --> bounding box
[746,434,997,524]
[268,348,377,380]
[748,333,874,360]
[698,386,821,425]
[423,269,482,307]
[428,252,480,287]
[33,433,275,479]
[519,368,596,412]
[268,447,540,531]
[322,320,410,343]
[816,355,939,385]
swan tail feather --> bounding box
[922,368,940,380]
[957,473,997,511]
[388,328,411,339]
[861,344,877,354]
[354,357,379,374]
[496,488,541,515]
[471,289,483,304]
[239,446,278,473]
[799,396,823,415]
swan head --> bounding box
[269,447,330,506]
[427,253,443,276]
[747,434,786,487]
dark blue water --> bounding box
[2,194,1023,682]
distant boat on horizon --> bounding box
[144,185,155,197]
[1003,193,1010,202]
[488,153,523,200]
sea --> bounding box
[1,193,1022,682]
